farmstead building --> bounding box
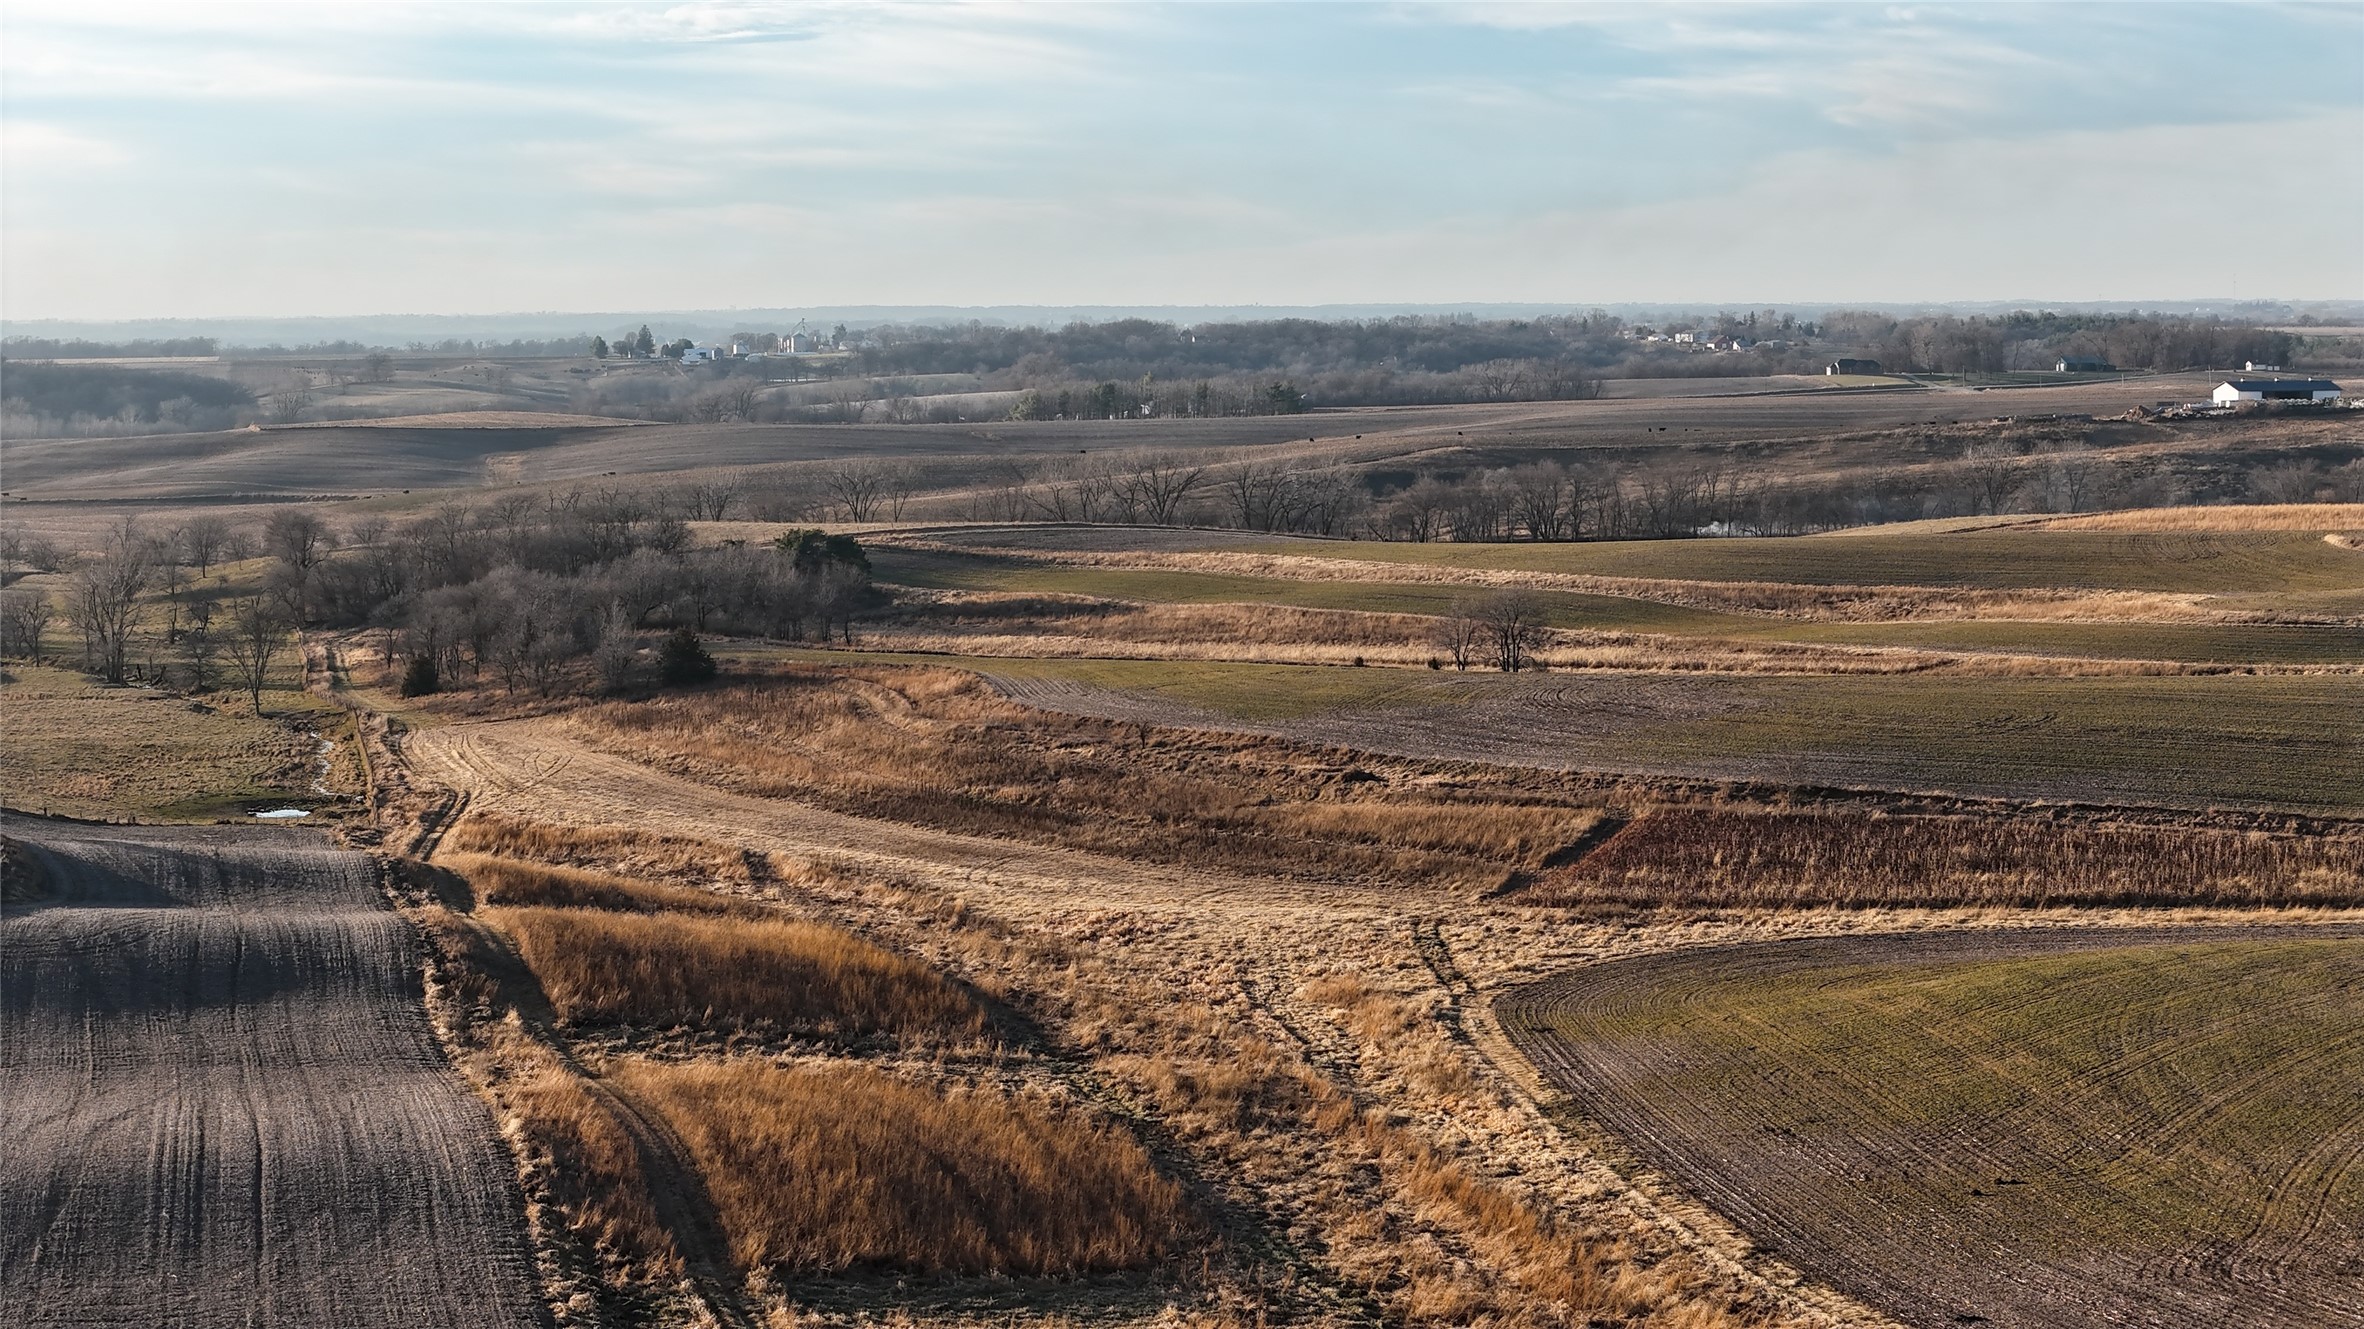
[2211,378,2343,405]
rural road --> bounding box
[0,813,544,1328]
[404,717,1404,919]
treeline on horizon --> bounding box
[3,310,2347,435]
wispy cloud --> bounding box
[2,2,2356,318]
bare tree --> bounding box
[1435,597,1485,670]
[1477,590,1548,672]
[2042,445,2101,514]
[1123,455,1208,525]
[822,463,890,521]
[268,376,314,423]
[220,592,287,714]
[177,515,234,575]
[65,521,155,683]
[880,463,918,521]
[0,585,53,659]
[1960,443,2023,516]
[685,472,745,522]
[592,601,639,693]
[2250,461,2325,504]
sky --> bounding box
[4,1,2360,321]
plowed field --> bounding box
[1498,928,2364,1329]
[0,814,543,1328]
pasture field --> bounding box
[1221,529,2364,594]
[1499,931,2364,1329]
[873,546,2364,663]
[859,654,2364,811]
[0,664,346,820]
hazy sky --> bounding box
[5,1,2360,320]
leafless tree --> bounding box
[1961,442,2023,516]
[268,377,314,424]
[1508,463,1582,540]
[220,592,287,714]
[1120,455,1208,526]
[823,463,891,521]
[179,617,220,692]
[176,515,234,575]
[685,473,745,521]
[1471,359,1526,401]
[2250,461,2325,504]
[880,463,919,521]
[1382,479,1453,542]
[2040,445,2101,514]
[1476,590,1548,672]
[1435,597,1485,670]
[0,586,53,659]
[592,601,639,693]
[65,521,155,683]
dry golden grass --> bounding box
[573,667,1607,891]
[483,905,988,1040]
[1520,807,2364,910]
[447,808,789,886]
[851,622,2350,678]
[487,1024,679,1276]
[443,852,754,916]
[2038,503,2364,533]
[609,1056,1190,1277]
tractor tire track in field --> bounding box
[0,813,544,1328]
[1497,925,2364,1329]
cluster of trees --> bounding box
[2,336,219,358]
[0,362,256,436]
[274,496,875,696]
[821,310,2314,391]
[947,433,2356,543]
[0,517,286,711]
[1818,311,2300,375]
[0,491,879,703]
[1433,592,1550,672]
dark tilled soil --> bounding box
[1496,926,2364,1329]
[0,813,543,1328]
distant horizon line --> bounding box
[7,297,2359,342]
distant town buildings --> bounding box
[2211,378,2343,405]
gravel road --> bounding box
[0,813,543,1328]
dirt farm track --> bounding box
[1497,926,2364,1329]
[0,814,543,1328]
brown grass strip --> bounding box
[1522,807,2364,909]
[483,906,987,1039]
[491,1030,680,1276]
[609,1057,1190,1276]
[2037,503,2364,533]
[443,852,753,916]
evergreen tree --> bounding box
[657,628,716,686]
[399,655,441,697]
